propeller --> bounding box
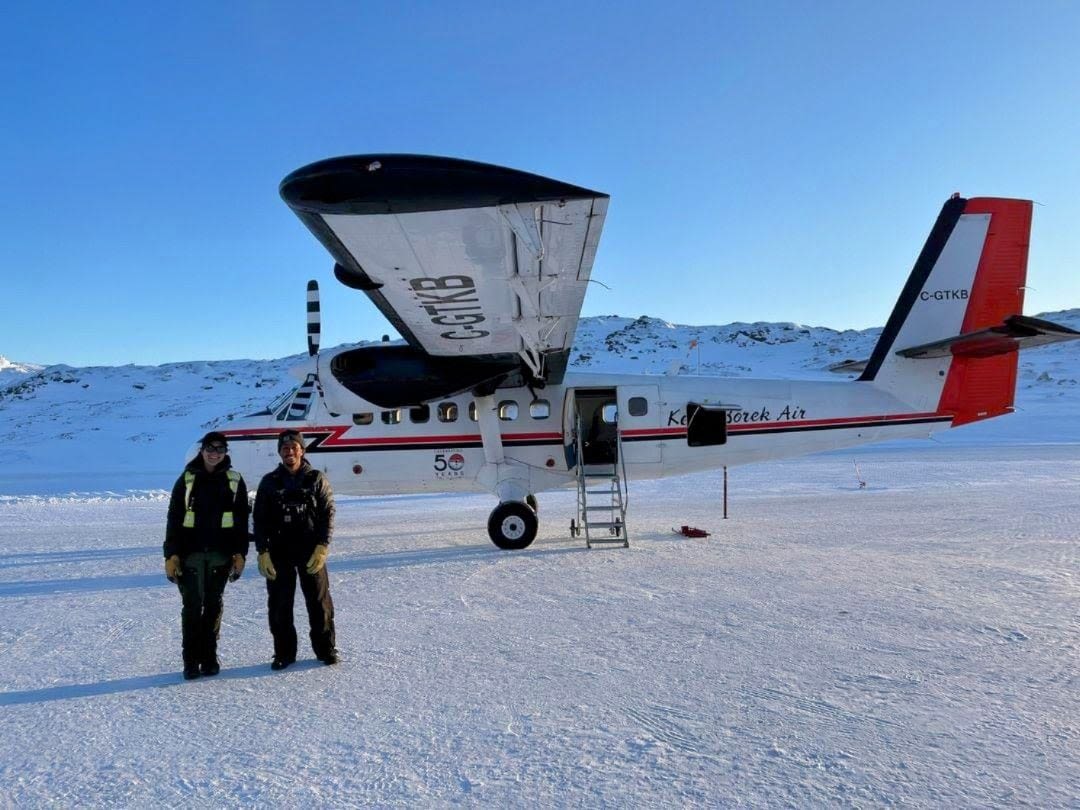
[287,280,325,416]
[307,279,321,357]
[288,280,321,384]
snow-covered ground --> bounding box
[0,312,1078,805]
[1,448,1078,806]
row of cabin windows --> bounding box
[274,387,651,424]
[353,399,554,427]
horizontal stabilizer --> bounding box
[896,315,1080,360]
[828,358,869,375]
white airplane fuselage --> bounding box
[217,369,948,498]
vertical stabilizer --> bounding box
[860,196,1032,425]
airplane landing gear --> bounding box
[487,501,538,550]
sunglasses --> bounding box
[203,444,228,454]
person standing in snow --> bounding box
[253,429,338,670]
[164,430,250,680]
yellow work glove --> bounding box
[164,555,182,583]
[305,544,329,575]
[257,551,277,581]
[228,554,245,582]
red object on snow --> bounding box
[674,525,710,538]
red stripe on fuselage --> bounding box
[218,425,562,447]
[220,412,947,449]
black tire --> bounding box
[488,501,538,550]
[526,493,538,513]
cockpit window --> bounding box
[270,385,316,422]
[285,395,314,420]
[269,388,299,421]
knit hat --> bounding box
[277,429,305,450]
[200,431,228,448]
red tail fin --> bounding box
[937,198,1031,425]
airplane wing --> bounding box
[279,155,609,385]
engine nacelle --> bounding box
[325,344,520,409]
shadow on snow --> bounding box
[0,543,588,597]
[0,661,326,706]
[0,546,161,569]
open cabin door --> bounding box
[686,402,730,447]
[562,389,578,470]
[562,388,619,468]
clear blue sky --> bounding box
[4,1,1079,366]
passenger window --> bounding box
[353,412,373,426]
[498,400,518,421]
[468,402,478,422]
[381,409,402,425]
[410,405,430,424]
[438,402,458,423]
[529,400,550,419]
[628,397,648,417]
[601,403,618,423]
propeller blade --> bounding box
[306,279,321,357]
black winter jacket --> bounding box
[164,457,250,559]
[253,460,335,558]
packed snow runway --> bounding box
[1,445,1077,807]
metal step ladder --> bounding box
[571,418,629,548]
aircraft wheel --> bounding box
[488,501,538,550]
[526,493,538,513]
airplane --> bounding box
[203,154,1079,550]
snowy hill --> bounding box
[0,354,42,384]
[1,310,1077,495]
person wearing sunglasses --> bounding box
[164,430,250,680]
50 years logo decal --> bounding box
[433,450,466,478]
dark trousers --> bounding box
[266,556,335,661]
[177,551,230,665]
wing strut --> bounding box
[474,394,505,465]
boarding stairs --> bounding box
[571,418,629,548]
